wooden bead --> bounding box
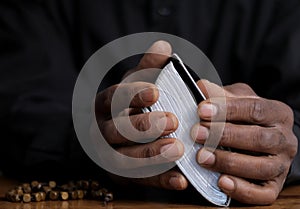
[49,191,59,200]
[60,192,69,201]
[42,186,52,195]
[32,193,42,202]
[31,181,38,188]
[6,190,22,202]
[5,179,113,203]
[77,190,84,199]
[39,192,46,201]
[49,181,56,189]
[23,185,32,193]
[31,181,42,192]
[11,194,22,202]
[15,189,24,196]
[23,193,31,203]
[68,191,78,200]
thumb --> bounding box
[123,40,172,80]
[137,40,172,70]
[197,79,231,98]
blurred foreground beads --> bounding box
[5,180,113,204]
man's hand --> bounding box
[192,80,298,205]
[95,41,188,190]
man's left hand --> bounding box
[192,80,297,205]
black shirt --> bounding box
[0,0,300,184]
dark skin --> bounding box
[95,41,298,205]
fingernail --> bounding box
[219,176,235,193]
[160,141,183,159]
[169,176,186,190]
[191,125,209,142]
[156,115,177,132]
[197,148,215,166]
[199,103,217,118]
[139,87,157,103]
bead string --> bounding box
[5,180,113,205]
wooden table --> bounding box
[1,176,300,209]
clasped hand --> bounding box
[95,41,297,205]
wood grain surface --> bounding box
[1,177,300,209]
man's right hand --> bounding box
[94,41,188,190]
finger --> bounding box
[106,138,184,171]
[196,79,231,98]
[123,40,172,79]
[223,83,257,97]
[133,170,188,190]
[101,111,178,145]
[218,175,281,205]
[138,40,172,69]
[191,122,285,155]
[198,97,294,126]
[197,148,286,180]
[116,138,184,163]
[117,108,142,116]
[197,80,257,98]
[96,81,159,117]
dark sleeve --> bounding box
[0,0,99,180]
[250,0,300,185]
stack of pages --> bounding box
[144,54,230,206]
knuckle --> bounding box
[242,188,277,205]
[256,128,282,151]
[134,115,150,132]
[252,126,266,150]
[261,160,284,179]
[273,129,286,148]
[242,189,258,204]
[287,133,298,159]
[276,101,294,126]
[263,161,276,178]
[217,152,238,173]
[221,124,233,144]
[235,83,252,92]
[234,184,278,205]
[249,99,266,123]
[228,83,257,97]
[226,102,239,121]
[235,187,258,204]
[141,146,157,158]
[130,86,143,106]
[258,126,298,159]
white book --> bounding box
[144,54,230,207]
